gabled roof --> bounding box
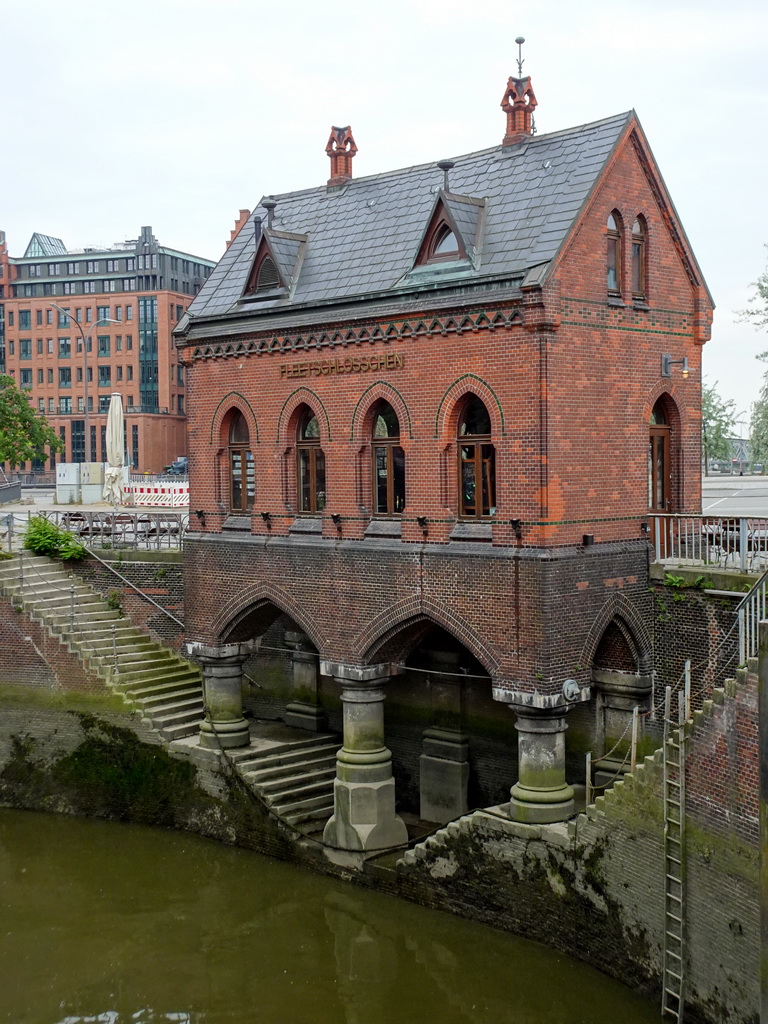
[24,233,67,258]
[187,111,633,326]
[241,227,308,301]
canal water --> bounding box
[0,808,659,1024]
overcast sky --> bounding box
[3,0,767,424]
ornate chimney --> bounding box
[226,209,251,249]
[326,126,357,187]
[501,76,537,145]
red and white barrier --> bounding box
[125,482,189,507]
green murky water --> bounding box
[0,808,659,1024]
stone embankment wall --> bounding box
[0,585,760,1024]
[392,662,760,1024]
[77,550,185,651]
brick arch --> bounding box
[276,387,332,443]
[644,384,685,431]
[356,595,501,676]
[433,374,505,439]
[350,382,413,440]
[209,392,259,445]
[210,582,326,652]
[580,594,653,677]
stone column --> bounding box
[508,706,575,823]
[187,640,255,750]
[419,649,469,824]
[283,629,327,732]
[592,669,652,788]
[321,661,408,855]
[493,685,589,825]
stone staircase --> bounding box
[397,811,479,868]
[0,552,205,742]
[226,723,338,835]
[0,551,341,839]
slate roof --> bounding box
[186,111,633,329]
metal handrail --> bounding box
[85,546,184,628]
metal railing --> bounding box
[2,510,188,552]
[736,568,768,663]
[650,514,768,573]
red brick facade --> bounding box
[177,93,712,817]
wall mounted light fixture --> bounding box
[194,509,205,525]
[331,513,342,530]
[661,354,689,378]
[260,511,272,527]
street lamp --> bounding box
[50,302,119,462]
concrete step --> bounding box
[115,671,202,696]
[240,745,335,782]
[80,635,153,652]
[158,719,204,741]
[8,585,99,605]
[256,765,337,797]
[231,737,339,772]
[46,608,123,625]
[149,703,205,729]
[89,647,173,667]
[271,789,335,818]
[104,657,184,681]
[282,802,335,827]
[134,685,203,709]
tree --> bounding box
[738,247,768,350]
[738,251,768,467]
[0,374,62,466]
[701,380,736,473]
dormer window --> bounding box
[416,216,466,266]
[431,225,459,259]
[256,255,279,290]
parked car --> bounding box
[165,457,189,475]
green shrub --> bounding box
[23,516,86,561]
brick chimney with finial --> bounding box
[326,126,358,187]
[501,36,538,146]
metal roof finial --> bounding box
[436,159,455,192]
[515,36,526,78]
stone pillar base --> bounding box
[199,717,251,750]
[284,701,328,732]
[508,781,575,824]
[323,753,408,853]
[420,727,469,824]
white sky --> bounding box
[2,0,767,424]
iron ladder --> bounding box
[661,662,690,1022]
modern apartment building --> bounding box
[0,226,215,473]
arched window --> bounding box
[297,406,326,512]
[607,212,622,296]
[430,224,459,260]
[631,216,646,300]
[371,400,405,515]
[458,396,495,518]
[228,410,254,513]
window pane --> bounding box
[375,446,388,514]
[229,410,249,445]
[632,241,644,295]
[245,451,255,510]
[482,444,496,515]
[299,449,312,511]
[461,445,476,516]
[373,402,399,439]
[460,397,491,436]
[231,452,243,510]
[315,450,326,511]
[433,228,458,256]
[301,414,320,440]
[393,446,406,513]
[607,237,619,292]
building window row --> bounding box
[607,211,647,304]
[225,394,496,520]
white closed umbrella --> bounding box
[103,392,124,507]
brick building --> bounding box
[0,226,214,473]
[176,74,713,853]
